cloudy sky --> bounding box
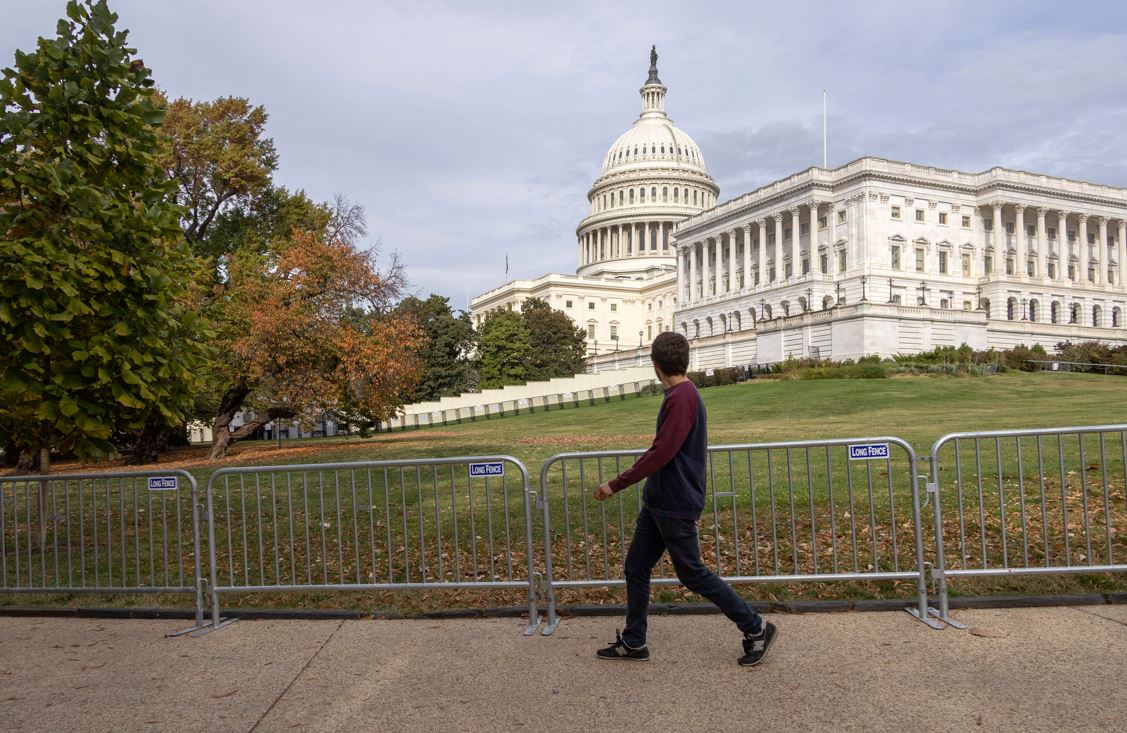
[6,1,1127,308]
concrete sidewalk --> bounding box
[0,606,1124,732]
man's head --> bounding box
[650,332,689,378]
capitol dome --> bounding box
[577,47,719,280]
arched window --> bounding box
[749,307,757,327]
[640,188,646,203]
[651,187,657,201]
[673,188,679,203]
[1028,299,1038,323]
[1070,303,1080,324]
[662,187,668,202]
[1051,301,1060,324]
[1114,306,1122,327]
[981,298,991,318]
[822,295,834,310]
[1006,297,1016,321]
[763,304,773,319]
[732,312,741,330]
[798,296,808,312]
[1093,305,1102,327]
[629,189,634,204]
[660,144,665,154]
[618,190,624,206]
[693,190,698,205]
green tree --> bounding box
[396,295,477,401]
[0,0,207,484]
[520,297,588,381]
[478,310,530,388]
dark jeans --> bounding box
[622,504,761,648]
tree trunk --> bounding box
[208,382,252,461]
[128,419,188,465]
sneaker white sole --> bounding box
[739,628,778,667]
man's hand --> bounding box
[594,483,614,501]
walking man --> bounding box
[593,332,777,666]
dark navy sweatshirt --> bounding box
[608,379,707,520]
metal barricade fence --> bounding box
[926,424,1127,628]
[537,437,940,635]
[0,469,205,634]
[202,456,543,635]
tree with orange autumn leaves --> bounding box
[153,94,423,460]
[206,226,422,460]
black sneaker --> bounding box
[596,630,650,662]
[739,622,778,667]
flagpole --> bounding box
[822,89,827,168]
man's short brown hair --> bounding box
[650,332,689,376]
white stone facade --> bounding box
[673,158,1127,367]
[471,49,707,355]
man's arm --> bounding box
[594,387,696,499]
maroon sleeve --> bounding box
[608,385,697,493]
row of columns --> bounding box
[679,200,837,305]
[988,204,1125,287]
[579,221,673,266]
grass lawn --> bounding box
[3,371,1125,614]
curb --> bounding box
[0,593,1121,622]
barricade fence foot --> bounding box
[540,616,561,636]
[166,621,211,638]
[522,615,542,636]
[905,606,945,630]
[927,607,968,629]
[190,617,238,637]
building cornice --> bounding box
[676,157,1127,240]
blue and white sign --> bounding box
[469,462,505,478]
[148,476,178,491]
[848,443,890,461]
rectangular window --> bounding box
[963,301,972,311]
[938,251,948,274]
[961,254,971,277]
[891,205,901,220]
[838,251,847,271]
[984,220,993,232]
[890,246,901,270]
[984,255,993,274]
[588,302,595,310]
[837,210,846,223]
[802,258,809,275]
[1048,227,1056,239]
[785,262,793,277]
[820,254,828,272]
[818,216,827,229]
[915,209,925,222]
[1027,259,1035,277]
[1088,232,1096,244]
[587,324,595,339]
[915,248,925,272]
[610,303,617,312]
[1068,230,1076,242]
[784,228,792,240]
[1069,264,1076,280]
[1006,258,1014,275]
[768,233,776,245]
[565,300,573,308]
[610,325,618,340]
[1005,222,1015,234]
[962,215,971,228]
[1027,224,1036,237]
[800,223,809,235]
[939,212,948,225]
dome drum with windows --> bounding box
[577,46,718,280]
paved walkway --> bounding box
[1,606,1124,732]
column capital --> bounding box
[757,217,768,227]
[1098,216,1110,226]
[1058,210,1071,220]
[744,222,754,233]
[807,200,821,212]
[1012,203,1026,214]
[1035,207,1048,218]
[992,202,1003,212]
[1076,212,1089,223]
[788,206,801,217]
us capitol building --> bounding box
[471,49,1127,370]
